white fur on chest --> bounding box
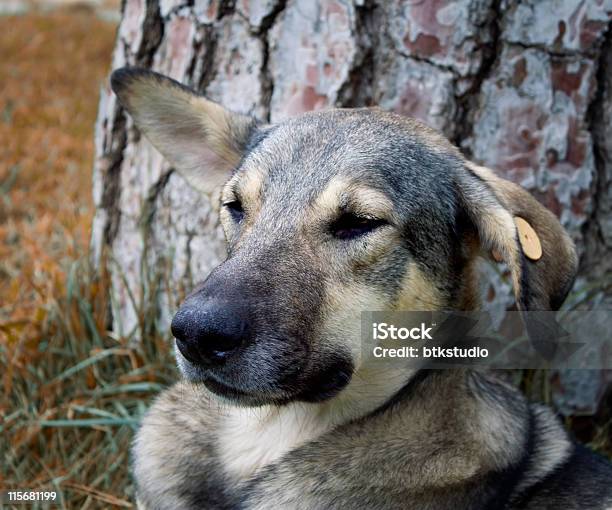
[215,364,413,482]
[217,404,330,481]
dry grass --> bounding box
[0,9,176,508]
[0,9,111,344]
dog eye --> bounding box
[223,200,244,222]
[330,213,387,240]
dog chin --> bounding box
[175,351,287,406]
[202,376,283,406]
[175,348,354,406]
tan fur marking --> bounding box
[323,279,388,362]
[188,95,242,167]
[464,162,524,306]
[395,262,443,311]
[222,168,265,212]
[313,176,394,221]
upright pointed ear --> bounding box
[110,67,258,194]
[458,162,578,311]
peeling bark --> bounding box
[93,0,612,417]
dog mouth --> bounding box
[202,374,305,407]
[176,343,354,405]
[204,359,354,405]
[203,375,251,400]
[174,346,263,401]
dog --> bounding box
[110,67,612,510]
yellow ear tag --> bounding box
[514,216,542,261]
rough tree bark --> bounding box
[92,0,612,417]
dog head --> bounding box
[111,68,577,406]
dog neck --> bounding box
[217,361,419,482]
[216,369,537,488]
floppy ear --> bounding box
[459,162,578,311]
[110,67,257,194]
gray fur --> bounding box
[109,69,612,510]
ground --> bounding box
[1,6,174,508]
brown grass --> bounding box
[0,9,113,346]
[0,9,176,508]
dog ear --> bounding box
[110,67,257,194]
[459,162,578,311]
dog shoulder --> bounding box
[514,446,612,509]
[511,404,612,509]
[132,381,236,510]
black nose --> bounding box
[171,299,248,366]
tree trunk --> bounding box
[92,0,612,417]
